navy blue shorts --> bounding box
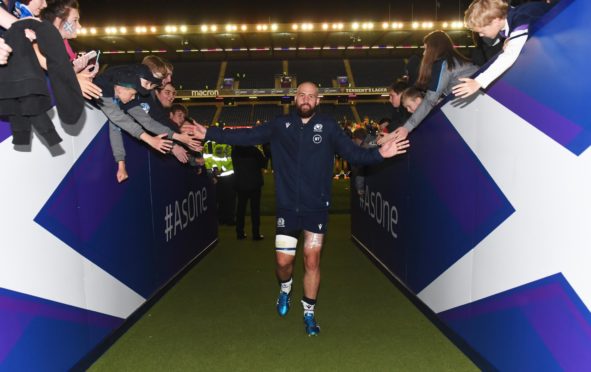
[275,209,329,237]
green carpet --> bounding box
[90,213,477,371]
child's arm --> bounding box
[474,26,529,89]
[453,26,528,98]
[403,61,455,133]
[126,105,201,151]
[380,61,474,144]
[116,161,128,183]
[100,99,145,139]
[100,99,172,153]
[109,122,127,163]
[109,123,130,183]
[402,90,440,132]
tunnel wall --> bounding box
[0,105,217,370]
[351,1,591,369]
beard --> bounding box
[297,103,316,118]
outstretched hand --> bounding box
[145,133,174,154]
[452,78,481,99]
[377,126,409,145]
[185,119,207,140]
[378,137,410,158]
[173,132,202,152]
[77,67,102,99]
[171,144,189,164]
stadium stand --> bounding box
[333,104,355,123]
[173,61,221,90]
[166,58,396,125]
[288,59,346,88]
[252,104,283,123]
[187,105,217,125]
[349,58,406,87]
[356,102,393,122]
[218,105,253,126]
[315,103,336,117]
[225,60,283,89]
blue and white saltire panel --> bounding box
[352,1,591,370]
[0,103,217,370]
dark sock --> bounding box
[302,296,316,306]
[302,297,316,317]
[279,277,293,294]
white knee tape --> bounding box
[276,234,298,248]
[309,233,322,248]
[275,234,298,256]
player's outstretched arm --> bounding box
[184,120,207,140]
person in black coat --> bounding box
[232,145,266,241]
[0,18,84,147]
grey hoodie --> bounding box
[403,58,478,132]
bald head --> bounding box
[296,82,319,95]
[295,82,320,120]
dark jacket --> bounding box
[232,145,266,191]
[206,112,383,213]
[0,19,83,120]
[0,19,84,145]
[389,105,410,132]
[507,2,552,36]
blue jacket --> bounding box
[206,113,384,213]
[507,2,552,36]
